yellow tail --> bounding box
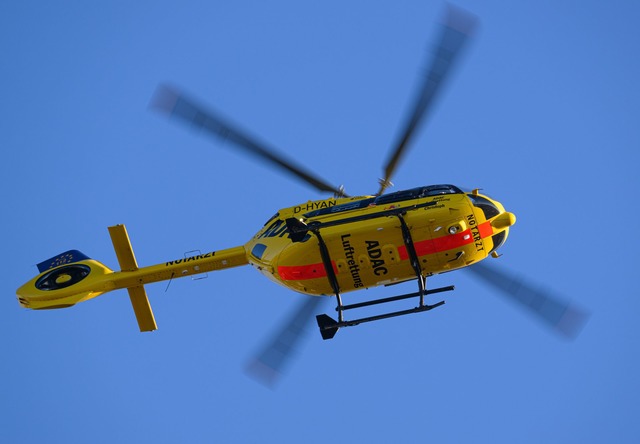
[16,224,248,331]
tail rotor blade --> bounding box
[378,5,478,195]
[467,262,589,339]
[151,85,345,196]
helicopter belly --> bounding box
[275,219,413,295]
[246,196,499,297]
[276,220,491,295]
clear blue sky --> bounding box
[2,1,639,443]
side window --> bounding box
[468,195,500,219]
[490,231,506,254]
[423,185,462,196]
[263,213,279,226]
[374,189,418,205]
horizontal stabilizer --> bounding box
[108,225,139,271]
[127,286,157,332]
[109,224,157,332]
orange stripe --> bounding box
[398,221,494,260]
[478,220,494,238]
[279,221,494,281]
[278,261,337,281]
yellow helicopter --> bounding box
[16,6,586,379]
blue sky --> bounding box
[2,1,639,443]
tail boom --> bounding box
[16,224,249,331]
[108,245,249,290]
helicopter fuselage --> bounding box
[246,184,515,296]
[15,184,515,334]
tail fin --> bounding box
[17,251,114,310]
[36,250,91,273]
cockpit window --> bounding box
[304,198,375,218]
[490,231,506,254]
[263,213,279,226]
[374,184,463,206]
[467,194,500,219]
[304,184,464,218]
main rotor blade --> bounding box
[378,5,477,195]
[467,262,589,339]
[245,295,325,388]
[151,85,345,196]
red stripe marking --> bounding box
[278,261,337,281]
[279,221,494,281]
[478,220,494,238]
[398,221,494,260]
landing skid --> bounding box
[306,212,455,340]
[316,284,453,340]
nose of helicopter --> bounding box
[491,211,516,230]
